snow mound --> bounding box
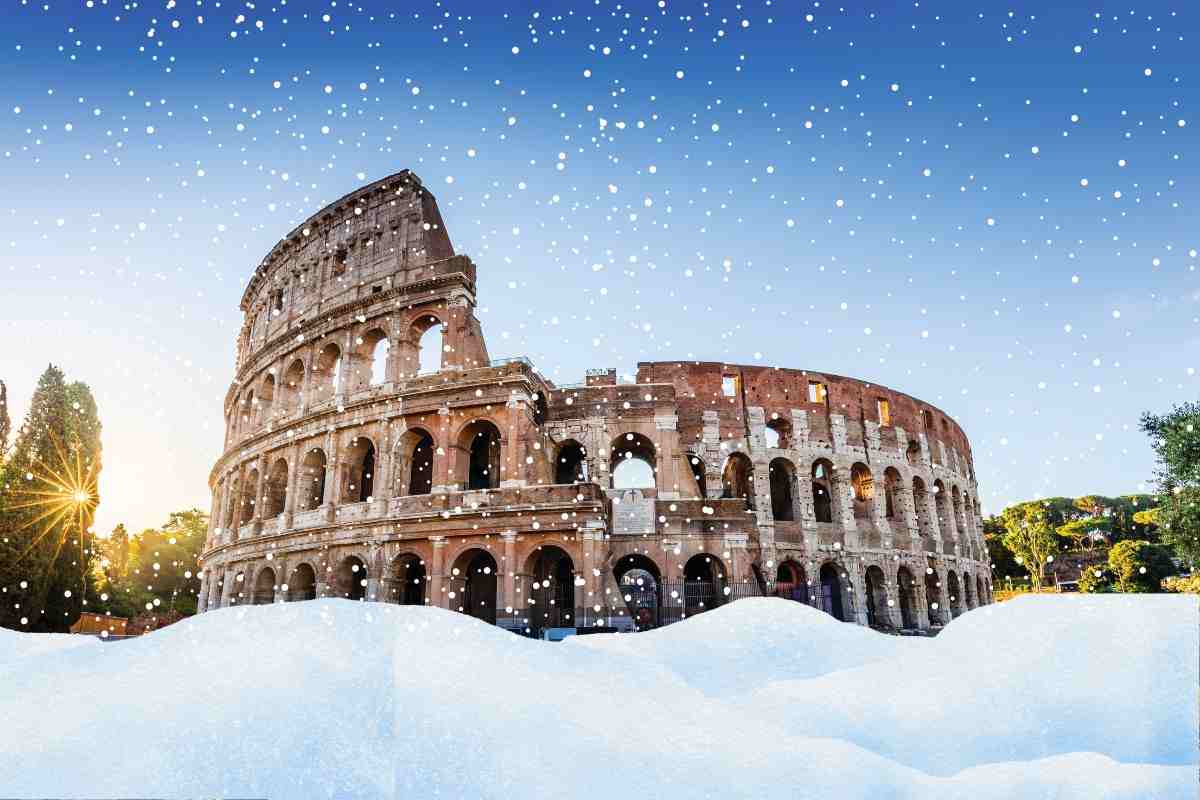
[0,595,1194,800]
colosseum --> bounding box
[197,169,993,635]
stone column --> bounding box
[197,571,210,612]
[884,563,903,629]
[655,414,680,499]
[324,428,339,514]
[846,562,868,626]
[366,544,381,601]
[273,559,288,603]
[432,406,453,492]
[501,394,528,488]
[501,532,517,614]
[912,569,931,630]
[429,537,447,608]
[219,566,236,607]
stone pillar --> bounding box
[911,569,931,630]
[324,428,339,510]
[834,468,858,546]
[432,405,453,493]
[884,563,903,629]
[846,562,868,626]
[655,414,680,500]
[501,394,528,488]
[219,566,236,607]
[501,532,517,614]
[429,537,447,608]
[197,570,210,612]
[366,545,381,601]
[273,559,288,603]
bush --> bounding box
[1164,574,1200,594]
[1077,565,1115,593]
[1107,540,1176,593]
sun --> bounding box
[7,432,100,569]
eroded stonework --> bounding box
[197,169,992,634]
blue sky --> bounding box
[0,0,1195,535]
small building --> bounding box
[70,612,129,637]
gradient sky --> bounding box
[0,0,1196,536]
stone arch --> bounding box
[448,548,498,624]
[850,462,875,520]
[229,570,248,605]
[896,566,918,629]
[864,564,890,629]
[224,473,242,531]
[342,436,377,503]
[976,574,986,607]
[356,326,390,388]
[524,545,576,632]
[297,447,328,511]
[258,373,276,426]
[925,568,944,622]
[721,451,754,508]
[812,459,835,523]
[913,476,935,538]
[952,485,967,541]
[764,415,792,449]
[281,358,306,414]
[262,457,289,518]
[239,390,256,436]
[555,439,588,484]
[387,552,427,605]
[240,467,260,524]
[456,419,502,490]
[962,570,975,609]
[610,431,657,490]
[253,566,277,604]
[400,313,445,377]
[818,562,850,621]
[934,479,954,538]
[394,427,435,496]
[287,562,317,601]
[615,553,663,630]
[906,439,922,466]
[769,457,797,521]
[314,342,341,401]
[947,571,963,617]
[683,552,728,615]
[883,467,902,520]
[334,554,369,601]
[775,560,809,604]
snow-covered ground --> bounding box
[0,595,1194,799]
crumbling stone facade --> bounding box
[197,169,992,634]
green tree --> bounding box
[1077,564,1115,593]
[1000,502,1059,592]
[88,510,206,620]
[1056,517,1113,551]
[1106,539,1176,593]
[983,514,1022,579]
[0,380,10,462]
[0,365,102,632]
[1140,402,1200,568]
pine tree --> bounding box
[0,365,103,632]
[0,380,10,462]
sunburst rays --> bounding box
[6,432,99,568]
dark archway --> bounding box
[721,452,754,508]
[812,459,834,523]
[395,428,434,496]
[253,567,276,605]
[615,553,662,629]
[769,458,796,521]
[288,563,317,601]
[555,440,588,484]
[685,452,707,498]
[864,565,889,629]
[775,560,809,604]
[298,448,327,511]
[947,571,963,617]
[818,563,847,621]
[525,546,575,633]
[450,548,498,624]
[962,571,975,609]
[335,555,368,601]
[263,458,288,518]
[344,437,376,503]
[896,566,917,629]
[389,553,426,605]
[925,568,943,622]
[683,553,727,615]
[458,420,502,490]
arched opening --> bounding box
[388,553,426,606]
[287,564,317,602]
[458,420,502,490]
[764,416,792,449]
[555,440,588,484]
[298,448,328,511]
[225,474,242,531]
[864,565,890,629]
[906,440,921,466]
[896,567,917,629]
[934,480,954,538]
[721,452,754,508]
[395,428,435,496]
[962,571,975,609]
[685,452,707,498]
[925,569,943,622]
[525,546,575,633]
[812,459,834,523]
[240,390,256,436]
[229,571,247,605]
[683,553,727,615]
[947,571,963,617]
[415,316,444,375]
[450,549,498,624]
[976,575,986,607]
[884,467,901,520]
[774,560,809,604]
[259,374,276,426]
[615,554,662,629]
[282,359,305,414]
[610,432,656,490]
[952,486,966,541]
[315,343,341,400]
[253,567,276,605]
[913,477,934,538]
[359,328,390,387]
[818,563,847,621]
[241,468,260,524]
[851,463,874,519]
[335,555,368,601]
[769,457,796,521]
[263,458,288,518]
[342,437,376,503]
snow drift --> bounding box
[0,595,1194,799]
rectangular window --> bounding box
[808,382,826,404]
[877,398,891,426]
[721,376,738,397]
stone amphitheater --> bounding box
[197,169,993,635]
